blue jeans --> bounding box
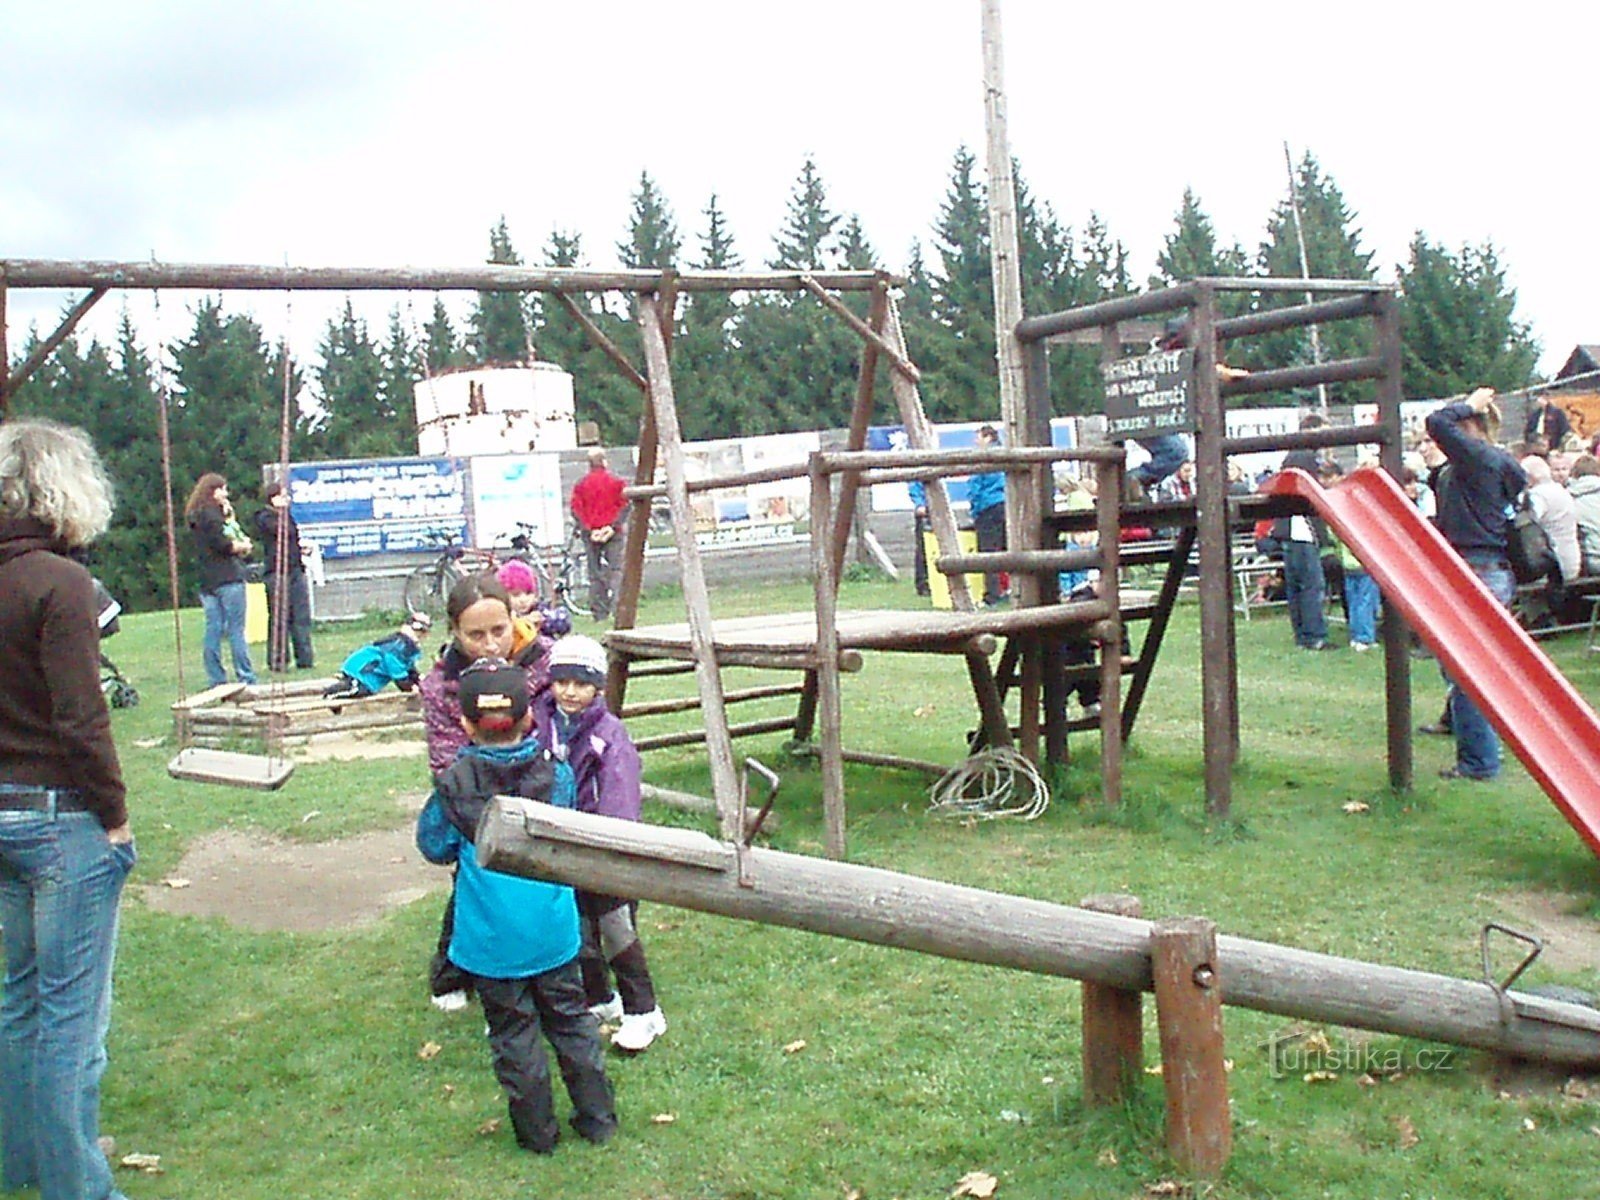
[1345,569,1381,646]
[0,801,135,1200]
[1448,561,1515,779]
[1132,435,1188,488]
[1282,540,1328,647]
[201,581,256,686]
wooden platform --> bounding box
[607,604,1110,664]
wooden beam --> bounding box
[478,802,1600,1068]
[619,683,804,719]
[798,275,920,382]
[3,287,108,399]
[636,293,741,838]
[828,282,889,582]
[0,259,896,294]
[551,292,647,392]
[811,459,848,858]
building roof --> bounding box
[1555,345,1600,381]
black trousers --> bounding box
[972,504,1007,604]
[473,962,617,1152]
[578,893,657,1015]
[429,886,471,997]
[912,512,930,596]
[264,567,314,669]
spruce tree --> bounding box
[1398,234,1539,398]
[468,217,531,365]
[679,195,746,440]
[617,171,681,269]
[769,157,840,271]
[423,297,461,373]
[1249,152,1377,398]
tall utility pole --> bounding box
[1282,141,1328,410]
[979,0,1036,600]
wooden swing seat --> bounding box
[166,747,295,790]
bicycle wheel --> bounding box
[558,550,593,619]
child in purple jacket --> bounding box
[532,635,666,1052]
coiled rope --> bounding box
[927,746,1051,821]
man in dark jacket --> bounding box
[255,481,314,671]
[1426,388,1526,781]
[1523,394,1571,451]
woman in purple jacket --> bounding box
[532,635,666,1052]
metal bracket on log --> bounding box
[474,803,1600,1068]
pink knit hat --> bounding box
[497,559,537,594]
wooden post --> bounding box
[980,0,1031,574]
[1191,286,1235,818]
[635,295,740,839]
[828,282,889,580]
[982,0,1039,761]
[810,457,848,858]
[1080,893,1143,1105]
[880,297,1009,747]
[1095,457,1124,808]
[1373,290,1413,792]
[1151,916,1231,1178]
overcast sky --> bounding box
[3,0,1592,383]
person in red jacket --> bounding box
[570,448,628,622]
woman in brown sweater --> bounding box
[0,418,133,1200]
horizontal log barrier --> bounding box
[937,548,1101,576]
[476,803,1600,1068]
[611,645,865,673]
[813,445,1123,473]
[622,661,699,679]
[1222,356,1386,398]
[639,782,775,833]
[1222,426,1389,457]
[1017,286,1198,342]
[0,259,894,294]
[634,716,798,753]
[841,599,1114,649]
[621,683,805,719]
[788,743,950,778]
[624,460,817,501]
[1214,293,1380,341]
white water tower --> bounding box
[413,364,577,457]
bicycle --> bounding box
[525,519,594,620]
[401,527,535,625]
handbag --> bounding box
[1508,496,1558,585]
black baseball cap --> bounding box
[457,657,530,732]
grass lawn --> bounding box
[72,580,1600,1198]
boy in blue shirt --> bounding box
[324,612,432,702]
[416,657,617,1153]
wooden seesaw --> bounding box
[477,800,1600,1178]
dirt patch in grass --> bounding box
[1488,889,1600,976]
[139,825,445,934]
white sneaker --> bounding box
[588,992,624,1023]
[430,989,469,1013]
[610,1007,667,1052]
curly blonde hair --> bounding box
[0,418,114,547]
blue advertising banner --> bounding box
[287,457,467,558]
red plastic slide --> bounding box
[1267,466,1600,859]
